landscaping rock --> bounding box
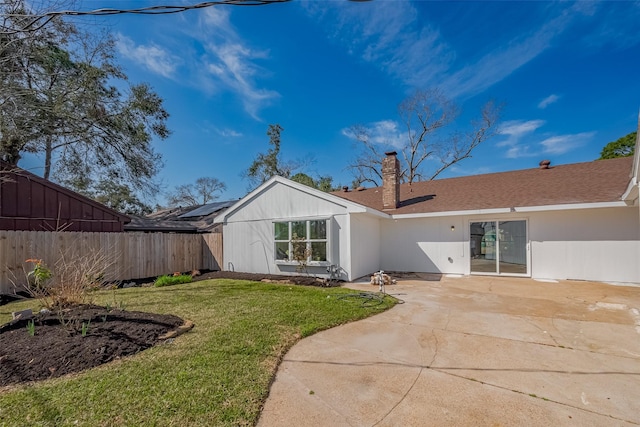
[11,308,32,320]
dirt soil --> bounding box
[0,305,184,388]
[0,271,338,388]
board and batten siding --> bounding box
[380,216,465,275]
[529,207,639,283]
[349,214,381,280]
[0,231,222,294]
[378,206,639,284]
[0,168,129,232]
[222,182,354,279]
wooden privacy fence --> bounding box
[0,230,222,294]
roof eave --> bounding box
[390,201,630,219]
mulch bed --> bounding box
[0,271,341,388]
[0,305,184,388]
[190,270,342,287]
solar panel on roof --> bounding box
[178,200,236,218]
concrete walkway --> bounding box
[258,276,640,426]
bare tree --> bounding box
[345,125,385,187]
[168,177,227,207]
[348,88,501,186]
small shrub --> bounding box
[21,247,116,310]
[154,274,192,288]
[25,259,52,288]
[291,233,311,273]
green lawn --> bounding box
[0,279,395,426]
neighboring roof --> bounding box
[178,200,236,219]
[333,157,634,215]
[145,205,198,221]
[126,200,236,232]
[124,217,198,233]
[0,162,130,231]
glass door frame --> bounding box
[468,219,530,277]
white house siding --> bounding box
[379,207,639,284]
[529,207,639,284]
[349,214,381,280]
[380,216,466,274]
[222,182,353,279]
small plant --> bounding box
[291,233,311,274]
[20,246,117,311]
[26,320,36,337]
[154,274,192,288]
[25,259,52,289]
[85,271,106,289]
[118,301,126,311]
[81,320,91,337]
[101,314,108,322]
[105,302,112,312]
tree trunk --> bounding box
[44,136,53,180]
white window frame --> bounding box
[274,219,329,266]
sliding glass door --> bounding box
[470,220,528,276]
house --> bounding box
[124,200,236,233]
[214,132,640,285]
[0,164,130,232]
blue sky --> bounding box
[23,0,640,204]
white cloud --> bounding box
[496,118,595,158]
[441,4,590,99]
[216,128,243,138]
[116,34,180,79]
[192,8,279,119]
[342,120,407,149]
[117,8,279,120]
[539,132,595,155]
[505,145,535,159]
[538,94,560,109]
[497,120,545,146]
[304,2,454,90]
[496,119,545,159]
[305,2,593,98]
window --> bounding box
[274,220,328,263]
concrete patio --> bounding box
[258,275,640,426]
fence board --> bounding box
[202,233,223,271]
[0,231,223,294]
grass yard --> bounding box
[0,279,395,426]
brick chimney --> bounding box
[382,151,400,210]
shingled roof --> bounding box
[333,157,634,215]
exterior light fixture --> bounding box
[451,225,455,232]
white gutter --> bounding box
[391,201,629,220]
[621,177,639,206]
[362,207,391,219]
[392,208,511,219]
